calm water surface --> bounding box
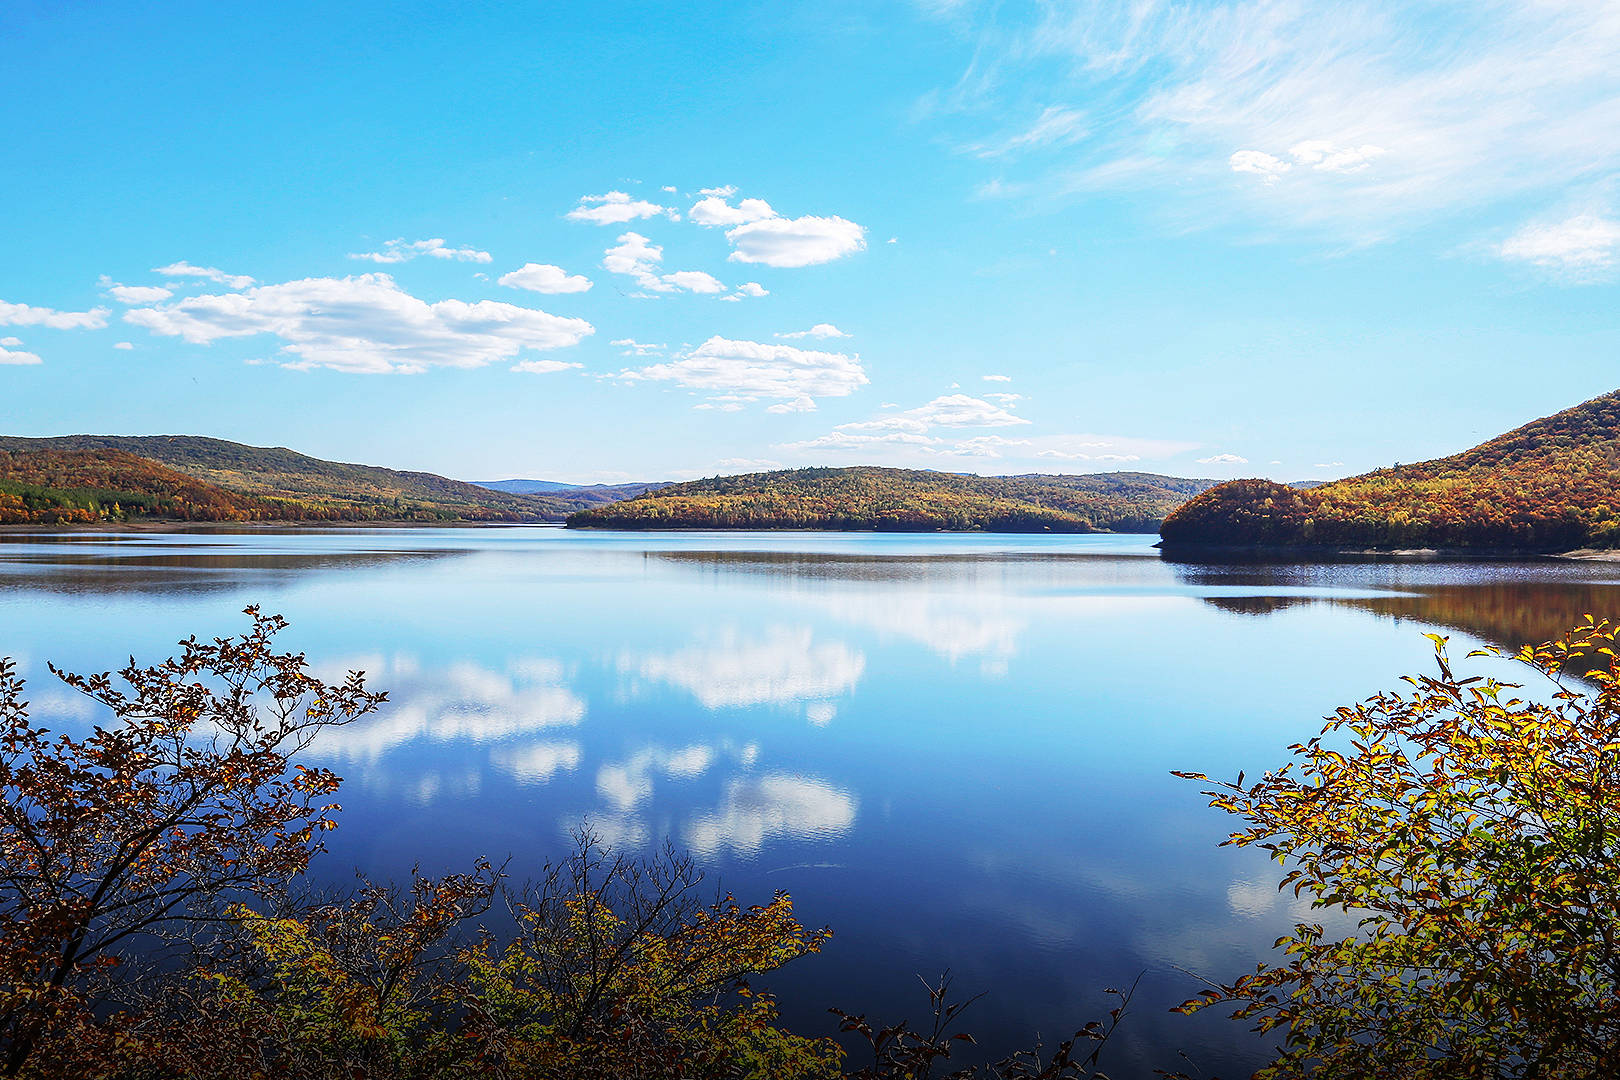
[5,527,1620,1076]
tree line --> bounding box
[570,467,1209,533]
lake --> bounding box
[4,527,1619,1076]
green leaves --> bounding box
[1177,618,1620,1078]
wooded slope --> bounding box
[1160,390,1620,551]
[0,449,305,523]
[0,435,568,521]
[568,466,1216,532]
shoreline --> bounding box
[0,519,562,534]
[1157,540,1620,561]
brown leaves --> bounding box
[0,607,384,1075]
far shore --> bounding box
[3,522,1620,560]
[0,519,563,533]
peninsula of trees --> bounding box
[1160,389,1620,553]
[567,467,1216,532]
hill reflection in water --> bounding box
[0,530,474,596]
[1160,550,1620,653]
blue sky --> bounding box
[3,0,1618,483]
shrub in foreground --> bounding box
[1178,618,1620,1078]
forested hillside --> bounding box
[0,449,301,523]
[1160,390,1620,552]
[0,435,569,521]
[568,467,1216,532]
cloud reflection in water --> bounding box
[311,654,586,760]
[624,627,864,718]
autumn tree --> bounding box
[1176,618,1620,1078]
[0,607,385,1076]
[457,833,842,1080]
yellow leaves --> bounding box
[1177,619,1620,1078]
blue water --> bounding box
[4,527,1619,1076]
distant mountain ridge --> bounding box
[1160,389,1620,552]
[0,435,571,522]
[567,466,1218,532]
[472,479,670,506]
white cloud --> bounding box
[628,628,864,710]
[113,341,133,350]
[783,422,1190,467]
[778,323,850,339]
[1497,214,1620,275]
[783,394,1035,458]
[124,273,594,374]
[944,434,1033,457]
[726,214,867,267]
[567,190,675,225]
[982,373,1011,382]
[699,185,737,197]
[1312,461,1346,469]
[1229,150,1291,183]
[1231,141,1388,185]
[687,192,868,267]
[152,262,254,289]
[0,342,42,365]
[984,392,1021,404]
[661,269,727,293]
[611,338,664,356]
[936,0,1620,240]
[1287,140,1386,173]
[765,396,817,414]
[512,359,582,375]
[601,232,727,293]
[348,238,492,264]
[0,337,18,346]
[1035,448,1109,461]
[498,262,593,294]
[838,394,1030,434]
[0,300,109,330]
[690,195,778,227]
[625,335,868,408]
[602,232,665,288]
[786,430,943,452]
[1197,453,1250,465]
[720,280,769,302]
[99,277,173,304]
[717,457,782,470]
